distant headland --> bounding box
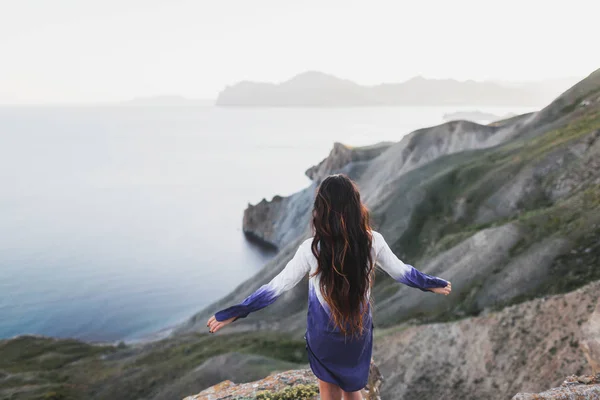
[216,71,577,107]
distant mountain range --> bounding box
[216,71,579,107]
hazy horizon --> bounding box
[0,72,582,107]
[1,0,598,105]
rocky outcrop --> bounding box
[241,188,315,250]
[548,128,600,202]
[359,119,509,204]
[242,142,390,249]
[242,195,287,249]
[183,369,318,400]
[304,142,392,183]
[183,361,384,400]
[373,281,600,400]
[240,114,528,251]
[512,374,600,399]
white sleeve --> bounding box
[214,239,311,321]
[267,239,312,294]
[373,231,448,292]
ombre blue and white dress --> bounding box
[214,230,449,392]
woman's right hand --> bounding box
[207,315,237,333]
[429,282,452,296]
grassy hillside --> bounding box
[369,106,600,326]
[0,333,307,400]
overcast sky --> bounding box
[1,0,598,104]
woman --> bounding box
[207,174,451,400]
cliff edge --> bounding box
[183,361,384,400]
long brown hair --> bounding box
[309,174,374,339]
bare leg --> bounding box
[342,389,363,400]
[318,378,343,400]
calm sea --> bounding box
[0,105,535,342]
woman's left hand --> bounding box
[429,282,452,296]
[207,315,236,333]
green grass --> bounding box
[0,337,115,373]
[256,384,319,400]
[559,87,600,115]
[132,331,307,367]
[0,332,308,400]
[94,332,308,400]
[393,109,600,261]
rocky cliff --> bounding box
[184,361,383,400]
[304,141,392,183]
[242,141,392,249]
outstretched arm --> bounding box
[373,231,451,294]
[207,239,311,333]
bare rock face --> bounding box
[512,374,600,399]
[241,187,315,250]
[183,369,318,400]
[242,195,286,249]
[373,281,600,400]
[305,142,391,183]
[241,141,390,249]
[183,361,384,400]
[549,128,600,202]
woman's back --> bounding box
[297,230,448,329]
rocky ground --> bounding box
[183,372,600,400]
[372,280,600,399]
[183,361,383,400]
[183,369,319,400]
[512,374,600,400]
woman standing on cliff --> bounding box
[207,174,452,400]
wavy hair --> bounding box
[309,174,374,339]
